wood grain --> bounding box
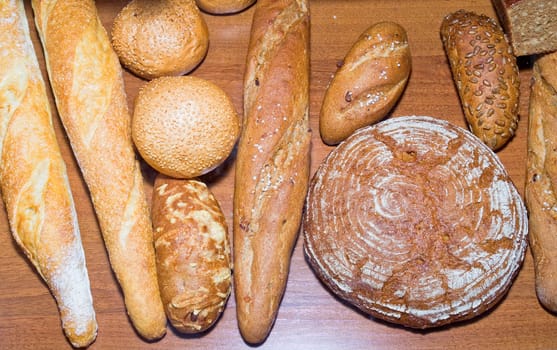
[0,0,555,349]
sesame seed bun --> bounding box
[132,76,240,178]
[111,0,209,80]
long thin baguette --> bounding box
[31,0,166,340]
[0,0,96,347]
[234,0,311,344]
[525,50,557,312]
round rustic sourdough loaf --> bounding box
[303,115,528,329]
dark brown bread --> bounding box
[492,0,557,56]
[304,116,528,329]
[525,51,557,313]
[234,0,311,344]
[441,9,520,151]
[152,175,232,333]
[320,21,411,145]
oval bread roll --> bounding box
[304,116,528,329]
[196,0,255,14]
[152,175,232,333]
[319,21,411,145]
[111,0,209,80]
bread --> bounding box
[320,21,411,145]
[196,0,255,14]
[111,0,209,80]
[132,76,240,179]
[492,0,557,56]
[151,175,232,333]
[304,116,528,329]
[234,0,311,343]
[31,0,166,340]
[525,51,557,312]
[440,9,520,151]
[0,1,97,347]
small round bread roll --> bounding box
[304,116,528,329]
[196,0,255,14]
[111,0,209,80]
[132,76,240,179]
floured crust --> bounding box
[0,1,97,347]
[304,116,528,328]
[31,0,166,340]
[152,176,232,333]
[525,51,557,312]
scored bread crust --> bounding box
[31,0,166,340]
[525,51,557,313]
[0,1,97,347]
[304,116,528,329]
[234,0,311,344]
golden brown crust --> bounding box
[0,1,97,347]
[31,0,166,340]
[152,175,232,333]
[196,0,255,14]
[320,21,411,145]
[440,9,520,151]
[111,0,209,80]
[525,51,557,312]
[234,0,311,344]
[132,76,240,179]
[304,116,528,329]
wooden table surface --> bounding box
[1,0,556,349]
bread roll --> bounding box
[441,9,520,151]
[111,0,209,80]
[31,0,166,340]
[320,21,411,145]
[196,0,255,14]
[525,51,557,312]
[132,76,240,179]
[0,1,96,347]
[304,116,528,328]
[234,0,311,344]
[152,175,232,333]
[492,0,557,56]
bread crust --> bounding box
[441,9,520,151]
[196,0,255,14]
[152,175,232,333]
[304,116,528,329]
[320,21,411,145]
[0,1,97,346]
[525,51,557,312]
[234,0,311,344]
[31,0,166,340]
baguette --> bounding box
[525,51,557,312]
[31,0,166,339]
[0,1,97,347]
[234,0,311,343]
[152,175,232,333]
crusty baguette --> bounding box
[0,1,97,347]
[234,0,311,344]
[31,0,166,340]
[525,50,557,312]
[152,175,232,333]
[440,9,520,151]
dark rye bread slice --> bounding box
[303,116,528,329]
[492,0,557,56]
